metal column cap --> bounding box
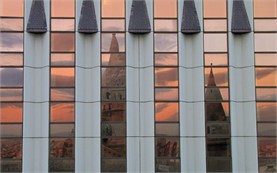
[78,0,98,33]
[231,0,251,34]
[181,0,201,34]
[27,0,47,33]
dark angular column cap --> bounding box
[128,0,151,34]
[78,0,98,33]
[27,0,47,33]
[181,0,201,34]
[231,0,251,34]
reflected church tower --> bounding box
[205,65,227,121]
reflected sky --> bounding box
[0,103,22,123]
[0,124,22,137]
[204,0,226,18]
[102,33,125,52]
[102,0,124,18]
[155,102,178,122]
[256,54,277,66]
[51,0,75,17]
[204,19,227,32]
[0,88,22,101]
[0,0,23,17]
[205,54,228,66]
[256,68,277,86]
[256,88,277,101]
[155,34,177,52]
[51,53,74,66]
[254,19,277,32]
[204,34,227,52]
[51,33,75,52]
[51,19,75,31]
[257,102,277,122]
[255,34,277,52]
[0,53,23,66]
[51,68,75,87]
[155,54,178,66]
[154,19,177,32]
[154,0,177,18]
[51,88,74,101]
[102,19,125,32]
[51,103,74,122]
[155,88,178,101]
[254,0,277,17]
[155,68,178,87]
[0,18,23,31]
[0,33,23,52]
[205,68,228,86]
[0,68,23,87]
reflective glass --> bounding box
[101,53,125,66]
[101,123,126,137]
[0,53,23,66]
[0,18,23,31]
[256,88,277,101]
[51,33,75,52]
[0,33,23,52]
[205,67,228,86]
[254,0,277,17]
[102,19,125,31]
[155,34,177,52]
[257,123,277,136]
[206,123,230,136]
[0,88,22,101]
[51,88,75,101]
[255,54,277,66]
[204,34,227,52]
[155,102,178,122]
[155,88,178,101]
[155,123,179,136]
[205,54,228,66]
[0,68,23,87]
[205,87,229,101]
[0,160,22,172]
[204,0,227,18]
[204,19,227,31]
[207,138,231,157]
[102,0,125,18]
[256,68,277,86]
[49,138,75,158]
[155,137,179,157]
[101,159,126,172]
[155,54,178,66]
[154,0,177,18]
[102,68,126,87]
[255,34,277,52]
[256,102,277,122]
[51,68,75,87]
[51,0,75,17]
[101,138,126,158]
[0,103,22,123]
[101,33,125,52]
[155,68,178,87]
[156,159,180,172]
[205,102,229,121]
[0,0,24,17]
[254,19,277,32]
[50,124,75,137]
[51,103,74,122]
[51,53,74,66]
[0,124,22,137]
[258,158,277,173]
[101,102,126,122]
[0,139,22,159]
[258,137,277,158]
[207,157,232,172]
[51,19,75,31]
[49,159,74,172]
[101,88,126,102]
[154,19,177,32]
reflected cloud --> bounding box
[0,33,23,52]
[0,68,23,87]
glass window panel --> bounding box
[102,19,125,31]
[0,124,22,137]
[206,102,229,121]
[205,54,228,66]
[51,88,75,101]
[0,0,24,17]
[155,137,179,157]
[101,123,126,137]
[101,159,126,172]
[51,53,74,66]
[256,88,277,101]
[255,19,277,32]
[102,68,126,87]
[0,103,22,123]
[207,138,231,157]
[101,53,125,66]
[257,102,277,122]
[155,123,179,136]
[101,102,126,122]
[255,34,277,52]
[155,54,178,66]
[0,33,23,52]
[207,157,232,172]
[51,33,75,52]
[155,88,178,101]
[204,34,227,52]
[51,0,75,17]
[155,102,178,122]
[154,0,177,18]
[205,68,228,86]
[206,123,230,136]
[51,19,74,31]
[254,0,277,17]
[257,123,277,136]
[0,138,22,159]
[155,68,178,87]
[205,87,229,101]
[0,88,22,101]
[50,138,74,158]
[256,68,277,86]
[258,158,277,172]
[204,19,227,31]
[154,34,177,52]
[101,138,126,158]
[255,54,277,66]
[156,159,180,172]
[102,0,125,18]
[49,159,74,172]
[0,18,23,31]
[51,68,75,87]
[51,103,74,122]
[0,68,23,87]
[50,124,75,137]
[0,160,22,172]
[101,33,125,52]
[0,53,23,66]
[101,88,126,102]
[154,19,177,32]
[258,137,277,158]
[204,0,227,18]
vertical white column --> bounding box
[23,0,50,172]
[228,0,258,172]
[75,0,101,172]
[178,0,206,172]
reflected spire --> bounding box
[109,33,119,52]
[207,63,216,87]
